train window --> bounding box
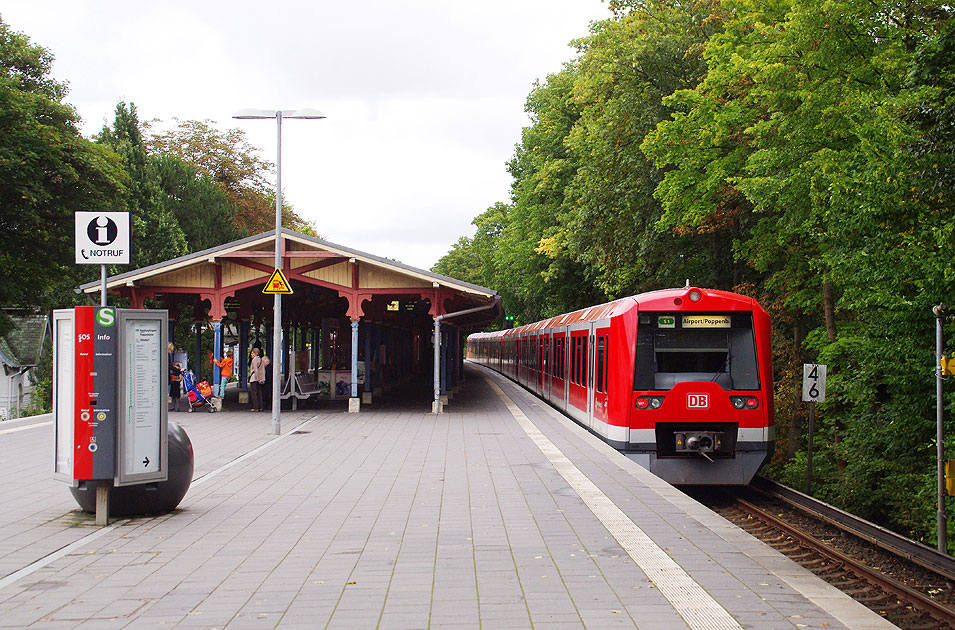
[564,337,568,380]
[558,337,563,379]
[634,312,760,391]
[573,336,580,385]
[577,336,584,385]
[555,337,561,378]
[551,338,556,376]
[561,337,565,379]
[570,337,580,383]
[596,335,605,393]
[576,336,581,385]
[573,335,580,385]
[582,336,588,386]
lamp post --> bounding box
[232,108,325,435]
[935,304,947,553]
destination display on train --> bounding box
[682,315,732,328]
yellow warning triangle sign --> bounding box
[262,268,293,294]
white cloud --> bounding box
[2,0,610,271]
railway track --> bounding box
[691,477,955,630]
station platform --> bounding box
[0,364,894,629]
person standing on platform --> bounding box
[169,361,183,412]
[248,348,265,412]
[213,350,234,398]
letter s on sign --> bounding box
[96,308,115,327]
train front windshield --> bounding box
[634,312,760,391]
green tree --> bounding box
[642,0,953,537]
[432,236,482,284]
[153,153,243,251]
[501,68,603,322]
[563,0,730,297]
[148,119,315,235]
[96,102,187,268]
[0,17,125,334]
[433,202,510,323]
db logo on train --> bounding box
[687,393,710,409]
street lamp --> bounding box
[232,108,326,435]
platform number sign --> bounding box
[802,364,827,403]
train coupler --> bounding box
[674,431,725,462]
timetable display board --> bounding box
[52,310,75,483]
[116,310,168,486]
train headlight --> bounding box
[688,289,702,302]
[730,396,759,409]
[635,396,665,409]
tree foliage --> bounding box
[0,18,320,340]
[96,102,189,268]
[0,17,125,335]
[148,120,315,235]
[435,0,955,546]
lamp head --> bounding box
[233,108,326,120]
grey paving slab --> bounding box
[0,371,897,629]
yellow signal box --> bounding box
[947,460,955,497]
[943,356,955,376]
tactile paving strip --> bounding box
[486,376,743,630]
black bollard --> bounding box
[70,421,194,517]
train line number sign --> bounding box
[802,364,827,403]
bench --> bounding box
[280,371,326,400]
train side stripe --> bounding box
[484,376,744,630]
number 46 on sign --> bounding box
[803,364,827,403]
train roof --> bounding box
[468,287,762,339]
[632,286,761,311]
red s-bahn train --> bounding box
[466,286,774,485]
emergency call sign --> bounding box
[75,212,130,264]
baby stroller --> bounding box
[182,369,218,413]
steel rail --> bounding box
[735,494,955,628]
[753,476,955,580]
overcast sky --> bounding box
[2,0,611,271]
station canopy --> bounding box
[79,229,501,331]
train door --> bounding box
[535,333,543,396]
[524,334,531,390]
[586,324,596,430]
[519,334,526,385]
[567,325,589,424]
[562,328,570,412]
[515,336,521,382]
[552,328,567,412]
[540,331,549,399]
[593,324,611,429]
